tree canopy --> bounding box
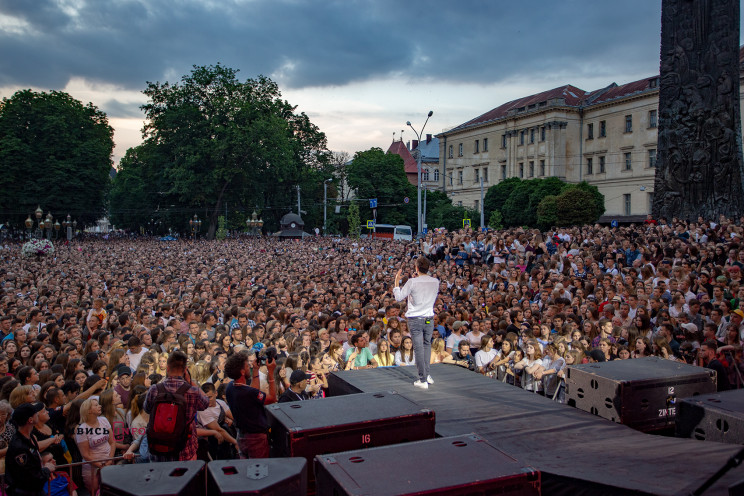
[0,89,114,228]
[484,177,605,229]
[111,64,331,237]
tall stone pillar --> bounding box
[653,0,744,221]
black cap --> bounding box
[12,402,44,425]
[289,370,310,385]
[115,364,132,377]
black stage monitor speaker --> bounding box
[566,356,716,431]
[267,390,435,488]
[315,434,541,496]
[676,388,744,444]
[101,460,205,496]
[207,459,307,496]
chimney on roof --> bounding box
[412,139,419,150]
[426,134,432,144]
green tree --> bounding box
[0,90,114,227]
[347,203,360,238]
[571,181,605,220]
[488,210,504,230]
[483,177,520,220]
[536,195,559,230]
[346,148,417,226]
[555,188,604,226]
[130,64,330,238]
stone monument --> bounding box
[653,0,744,221]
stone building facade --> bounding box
[436,51,744,219]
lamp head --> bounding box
[427,111,433,117]
[406,121,411,126]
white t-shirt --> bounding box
[475,349,498,370]
[197,399,230,427]
[126,348,147,372]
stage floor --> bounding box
[328,364,744,496]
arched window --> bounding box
[433,169,440,182]
[423,169,430,181]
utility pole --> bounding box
[296,185,301,216]
[480,176,485,231]
[323,178,332,235]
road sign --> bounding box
[370,199,377,208]
[463,219,471,228]
[366,220,375,229]
[422,227,428,234]
[404,197,410,204]
[611,220,618,228]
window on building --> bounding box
[433,169,439,182]
[530,128,535,144]
[519,162,524,178]
[458,170,463,185]
[599,155,606,173]
[540,160,545,176]
[483,167,488,183]
[624,194,631,216]
[649,110,657,128]
[458,143,463,157]
[449,172,453,186]
[501,164,507,180]
[483,138,488,152]
[519,131,525,145]
[457,201,462,207]
[648,192,654,213]
[540,126,546,141]
[648,149,657,168]
[474,168,480,182]
[624,152,632,171]
[587,123,594,139]
[448,145,453,158]
[625,115,633,133]
[501,134,507,148]
[474,140,479,153]
[474,199,479,211]
[599,120,606,137]
[423,168,430,181]
[529,161,534,177]
[587,157,593,175]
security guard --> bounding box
[6,402,56,496]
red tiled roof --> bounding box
[387,140,418,174]
[448,85,589,132]
[589,77,657,104]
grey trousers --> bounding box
[408,316,433,381]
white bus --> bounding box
[369,224,413,241]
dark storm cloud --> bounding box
[1,0,726,92]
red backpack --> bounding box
[146,382,192,456]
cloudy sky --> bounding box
[1,0,741,165]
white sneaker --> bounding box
[426,375,434,385]
[413,380,429,389]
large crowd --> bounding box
[1,215,743,495]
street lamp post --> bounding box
[323,178,332,236]
[407,110,433,238]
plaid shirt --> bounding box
[144,375,208,462]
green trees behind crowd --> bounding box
[110,64,333,238]
[484,177,605,230]
[0,90,114,229]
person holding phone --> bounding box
[393,257,440,390]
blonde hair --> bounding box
[9,385,35,409]
[432,338,445,354]
[79,397,99,422]
[189,360,212,386]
